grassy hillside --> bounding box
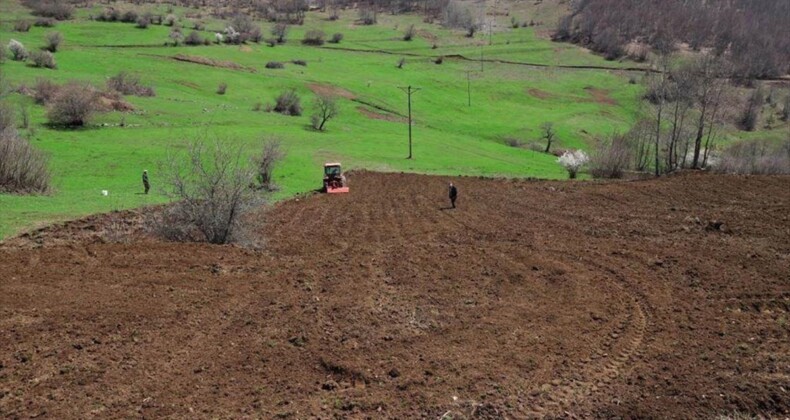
[0,0,784,239]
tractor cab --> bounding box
[323,162,349,193]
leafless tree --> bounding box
[311,94,339,131]
[540,122,556,154]
[252,137,286,191]
[647,55,671,176]
[272,23,288,43]
[0,126,50,194]
[155,137,265,244]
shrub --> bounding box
[443,1,475,32]
[589,134,632,178]
[30,50,57,69]
[164,14,176,26]
[252,101,263,111]
[8,40,29,61]
[713,139,790,175]
[153,138,265,245]
[310,94,338,131]
[0,101,13,132]
[44,31,63,52]
[26,0,73,20]
[291,59,307,66]
[120,10,138,23]
[329,32,343,44]
[216,83,227,95]
[184,30,203,45]
[434,56,444,64]
[272,23,288,44]
[136,16,150,29]
[252,138,285,191]
[302,30,325,45]
[107,71,155,97]
[0,46,5,64]
[273,89,301,116]
[34,17,56,27]
[249,27,263,43]
[193,21,204,30]
[504,137,525,147]
[0,129,50,194]
[33,78,59,104]
[46,81,97,127]
[403,24,415,41]
[739,86,764,131]
[265,61,284,69]
[557,150,589,179]
[14,20,32,32]
[169,28,183,46]
[397,57,406,68]
[359,7,377,25]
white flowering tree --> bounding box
[8,39,28,61]
[557,150,589,179]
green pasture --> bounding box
[0,2,782,239]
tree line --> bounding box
[553,0,790,80]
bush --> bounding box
[154,138,265,245]
[434,56,444,64]
[359,7,377,25]
[397,57,406,68]
[47,81,97,127]
[30,50,57,69]
[272,23,288,44]
[713,139,790,175]
[184,30,203,45]
[169,28,183,46]
[14,20,32,32]
[403,24,415,41]
[26,0,73,20]
[252,138,285,191]
[34,17,56,27]
[557,150,589,179]
[0,47,5,64]
[216,83,227,95]
[164,14,176,26]
[265,61,284,69]
[8,40,29,61]
[329,32,344,44]
[249,27,263,43]
[136,16,150,29]
[504,137,525,148]
[0,101,14,132]
[589,134,632,178]
[44,31,62,52]
[33,78,59,104]
[0,128,50,194]
[120,10,138,23]
[739,86,764,131]
[302,30,325,46]
[274,89,301,116]
[291,59,307,66]
[107,71,155,97]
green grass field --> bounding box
[0,1,786,239]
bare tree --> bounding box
[311,94,339,131]
[0,127,50,194]
[540,122,556,153]
[156,137,265,244]
[271,23,288,43]
[647,55,671,176]
[252,137,286,191]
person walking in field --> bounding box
[142,170,150,194]
[448,182,458,209]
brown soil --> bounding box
[306,83,356,100]
[1,172,789,418]
[584,86,617,105]
[169,54,257,72]
[356,106,407,123]
[528,88,554,100]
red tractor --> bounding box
[323,162,349,193]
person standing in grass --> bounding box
[142,170,150,194]
[448,182,458,209]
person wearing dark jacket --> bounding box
[448,182,458,209]
[142,170,150,194]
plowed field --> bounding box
[1,172,789,418]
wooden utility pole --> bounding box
[398,85,421,159]
[466,71,472,107]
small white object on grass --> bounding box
[101,190,108,196]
